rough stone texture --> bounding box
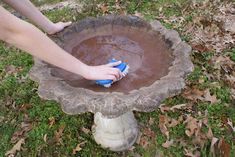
[93,112,139,151]
[29,15,194,118]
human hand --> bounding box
[47,21,72,35]
[82,61,124,81]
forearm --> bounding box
[0,6,88,77]
[11,25,88,76]
[2,0,54,33]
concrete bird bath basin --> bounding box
[29,15,194,151]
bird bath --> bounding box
[29,15,193,151]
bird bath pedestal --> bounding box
[29,15,193,151]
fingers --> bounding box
[108,68,123,81]
[87,64,123,81]
[117,69,123,80]
[47,21,72,35]
[107,61,121,67]
[106,75,116,81]
[62,21,72,28]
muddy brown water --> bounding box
[51,26,174,93]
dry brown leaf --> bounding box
[227,118,235,132]
[192,132,208,148]
[159,115,169,139]
[167,118,179,128]
[134,11,144,18]
[114,0,121,10]
[192,43,210,52]
[199,79,205,84]
[184,149,201,157]
[202,112,209,126]
[11,120,32,144]
[99,4,109,14]
[206,127,214,139]
[159,104,170,113]
[54,125,65,145]
[186,113,213,148]
[182,87,204,101]
[128,146,136,151]
[218,138,231,157]
[81,127,90,134]
[210,137,219,157]
[19,104,32,112]
[43,134,47,143]
[185,2,235,52]
[72,141,86,155]
[225,75,235,88]
[213,56,230,64]
[148,117,155,125]
[5,65,16,74]
[143,128,155,139]
[211,54,235,83]
[139,136,149,149]
[231,89,235,100]
[203,89,218,104]
[176,138,187,147]
[48,117,55,128]
[5,65,22,75]
[167,116,183,128]
[183,87,219,103]
[10,130,25,144]
[184,116,198,137]
[170,104,187,111]
[119,9,127,15]
[215,4,235,33]
[162,139,174,148]
[5,138,25,156]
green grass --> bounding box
[31,0,65,6]
[229,48,235,62]
[44,7,78,22]
[1,0,235,156]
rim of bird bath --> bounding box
[29,15,194,151]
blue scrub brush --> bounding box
[96,59,129,88]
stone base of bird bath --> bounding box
[92,112,138,151]
[29,15,193,151]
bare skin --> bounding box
[2,0,72,34]
[0,6,122,81]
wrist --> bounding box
[77,63,90,79]
[43,22,56,34]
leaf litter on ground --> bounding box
[2,0,235,156]
[5,138,25,156]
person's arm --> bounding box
[0,6,122,81]
[2,0,71,34]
